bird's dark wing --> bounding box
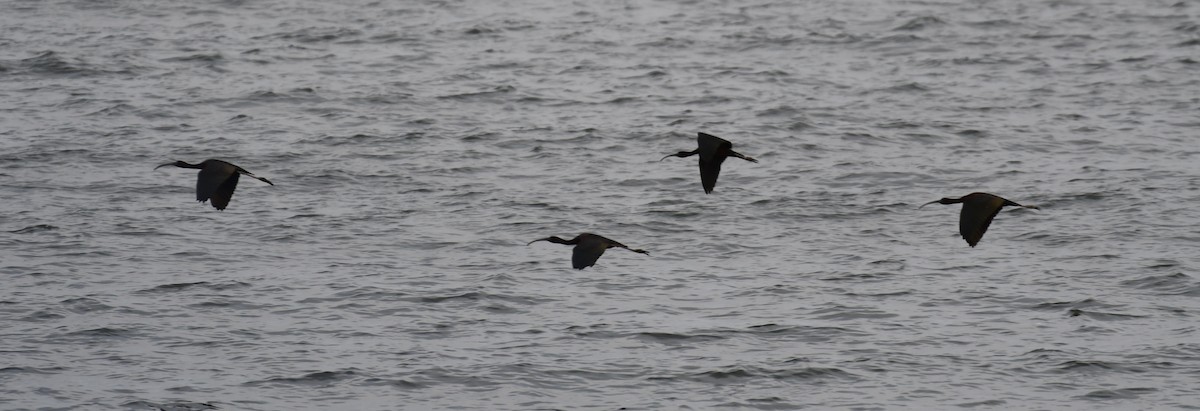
[960,195,1006,247]
[698,158,723,194]
[572,240,607,270]
[696,133,735,194]
[209,172,240,210]
[196,162,236,202]
[697,132,730,163]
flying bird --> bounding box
[155,159,274,210]
[661,132,758,194]
[919,192,1039,247]
[527,233,649,269]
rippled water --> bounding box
[3,0,1199,409]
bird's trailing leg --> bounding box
[620,246,650,255]
[240,171,274,186]
[729,150,758,163]
[1003,199,1039,210]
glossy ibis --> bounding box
[919,192,1039,247]
[527,233,649,269]
[155,159,274,210]
[661,132,758,194]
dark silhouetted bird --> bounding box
[661,132,758,194]
[155,159,274,210]
[527,233,649,269]
[919,192,1039,247]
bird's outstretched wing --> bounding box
[960,195,1005,247]
[196,162,236,202]
[572,240,607,270]
[697,133,736,194]
[697,133,728,163]
[209,173,240,210]
[698,159,723,194]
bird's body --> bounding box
[527,233,649,269]
[155,159,274,210]
[920,192,1038,247]
[661,132,758,194]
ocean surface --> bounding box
[2,0,1199,409]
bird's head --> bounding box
[660,150,699,161]
[918,197,959,209]
[527,236,575,246]
[154,160,188,170]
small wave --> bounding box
[954,129,988,137]
[188,299,272,311]
[295,286,409,303]
[15,51,99,77]
[1041,359,1169,376]
[63,327,137,339]
[601,96,641,105]
[61,297,113,313]
[122,400,218,411]
[0,366,65,375]
[244,88,325,103]
[19,309,66,322]
[160,53,224,63]
[565,324,624,339]
[811,306,898,320]
[1066,309,1146,320]
[953,56,1022,66]
[360,377,425,389]
[843,290,912,298]
[1120,272,1198,296]
[743,323,868,342]
[1031,298,1119,311]
[859,34,928,47]
[876,120,922,129]
[141,282,209,293]
[957,399,1007,407]
[9,224,57,234]
[86,103,137,117]
[245,369,359,387]
[255,27,363,44]
[734,284,802,296]
[437,85,516,101]
[962,19,1020,28]
[635,332,725,345]
[412,290,548,307]
[894,16,946,31]
[1076,387,1157,400]
[715,397,802,410]
[756,105,804,118]
[137,281,250,294]
[872,82,932,93]
[686,365,857,383]
[419,291,481,303]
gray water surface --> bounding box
[2,0,1199,409]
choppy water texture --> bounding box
[2,0,1199,409]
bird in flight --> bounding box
[661,132,758,194]
[527,233,649,269]
[155,159,274,210]
[919,192,1039,247]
